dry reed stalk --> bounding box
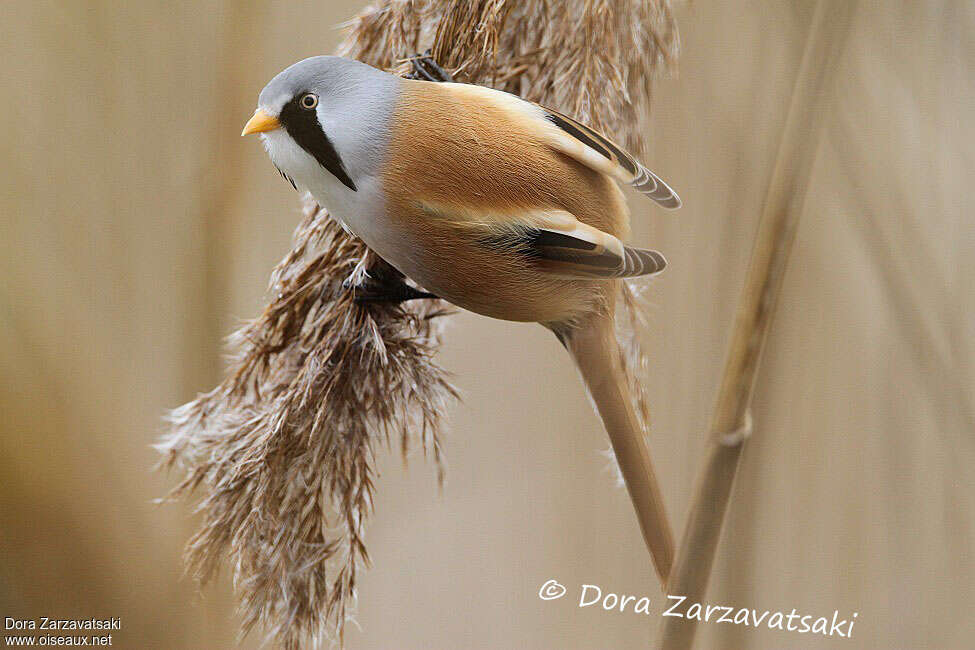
[655,2,857,648]
[158,1,677,647]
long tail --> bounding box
[562,308,674,584]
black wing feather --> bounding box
[541,106,681,209]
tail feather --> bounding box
[563,309,674,583]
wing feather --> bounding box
[439,82,681,209]
[522,227,667,278]
[540,106,682,209]
[463,208,666,279]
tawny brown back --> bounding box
[381,79,631,325]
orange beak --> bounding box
[241,109,281,136]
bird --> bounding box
[242,54,679,582]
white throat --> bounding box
[260,129,390,250]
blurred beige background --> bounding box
[2,1,973,648]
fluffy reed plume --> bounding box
[158,1,676,647]
[158,200,456,647]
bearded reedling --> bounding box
[242,55,680,579]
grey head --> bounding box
[243,56,399,194]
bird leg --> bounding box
[404,50,455,83]
[345,257,439,304]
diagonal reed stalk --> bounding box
[656,1,857,648]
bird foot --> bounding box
[404,50,455,83]
[344,272,438,304]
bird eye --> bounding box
[300,93,318,110]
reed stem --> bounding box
[655,2,857,647]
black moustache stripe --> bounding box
[278,96,357,191]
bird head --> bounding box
[242,56,396,194]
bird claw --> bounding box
[345,262,439,304]
[404,50,454,83]
[352,279,439,304]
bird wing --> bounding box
[521,225,668,278]
[538,105,682,209]
[442,83,681,209]
[424,204,666,279]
